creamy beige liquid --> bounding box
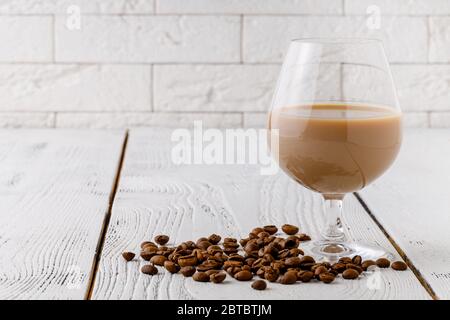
[269,104,402,196]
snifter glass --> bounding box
[268,38,402,260]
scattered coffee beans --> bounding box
[280,271,297,284]
[140,251,155,261]
[342,269,359,280]
[235,270,253,281]
[154,235,169,245]
[122,252,135,261]
[210,272,227,283]
[141,241,156,249]
[361,260,376,271]
[141,264,158,275]
[319,272,335,284]
[164,260,180,273]
[263,225,278,235]
[297,234,311,242]
[252,280,267,290]
[123,224,407,290]
[193,272,210,282]
[298,270,314,282]
[150,255,167,266]
[208,234,221,245]
[352,255,362,265]
[391,261,407,271]
[281,224,299,235]
[178,255,197,267]
[376,258,391,268]
[180,266,196,277]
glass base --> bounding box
[306,240,395,262]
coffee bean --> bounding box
[180,266,196,277]
[263,225,278,235]
[256,267,266,279]
[239,238,249,247]
[300,263,315,271]
[244,242,259,253]
[164,260,180,274]
[242,265,251,272]
[289,248,304,256]
[141,264,158,275]
[197,260,222,271]
[280,271,297,284]
[252,280,267,290]
[264,268,280,282]
[140,251,156,261]
[250,228,264,237]
[235,270,253,281]
[285,236,300,249]
[319,272,335,284]
[223,241,240,249]
[346,263,363,274]
[257,231,270,239]
[204,269,217,275]
[122,252,135,261]
[197,240,212,250]
[285,257,302,268]
[300,256,315,264]
[178,255,198,267]
[150,255,166,266]
[141,241,157,249]
[331,263,346,273]
[361,260,376,271]
[376,258,391,268]
[210,272,226,283]
[208,234,221,245]
[339,257,352,264]
[207,245,222,255]
[297,233,311,242]
[226,266,241,276]
[223,260,243,269]
[342,268,359,280]
[391,261,407,271]
[281,224,299,235]
[297,271,314,283]
[193,272,210,282]
[352,255,362,265]
[154,235,169,245]
[314,265,329,277]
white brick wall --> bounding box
[0,65,151,111]
[0,0,449,128]
[244,16,427,63]
[154,65,279,112]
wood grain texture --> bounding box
[92,128,429,300]
[358,129,450,299]
[0,129,125,299]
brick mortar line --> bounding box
[1,62,450,66]
[353,192,438,300]
[1,13,450,17]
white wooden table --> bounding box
[0,128,448,300]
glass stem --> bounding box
[321,198,346,242]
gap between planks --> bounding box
[353,192,438,300]
[85,130,129,300]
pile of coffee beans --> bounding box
[122,224,408,290]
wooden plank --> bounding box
[0,129,125,299]
[92,128,430,300]
[358,129,450,300]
